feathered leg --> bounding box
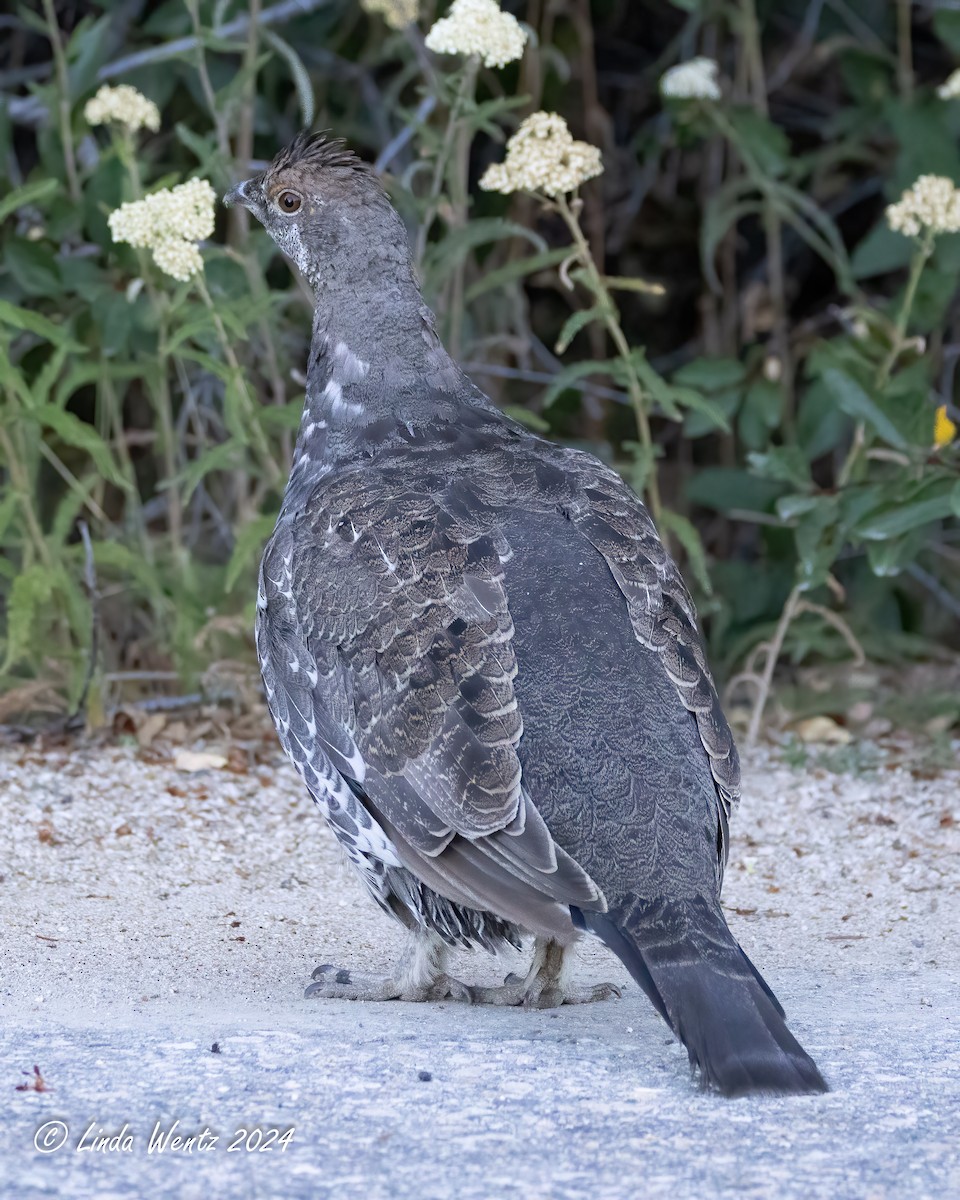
[467,937,621,1008]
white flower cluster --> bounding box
[480,111,602,198]
[937,68,960,100]
[151,239,204,281]
[84,84,160,134]
[885,174,960,238]
[660,57,722,102]
[361,0,419,29]
[425,0,526,69]
[108,178,216,282]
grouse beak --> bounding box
[223,178,258,210]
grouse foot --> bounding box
[304,931,621,1007]
[306,963,473,1002]
[468,937,622,1008]
[305,929,475,1002]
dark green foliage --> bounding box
[0,0,958,720]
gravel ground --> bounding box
[1,733,958,1199]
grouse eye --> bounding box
[277,190,302,214]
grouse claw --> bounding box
[469,977,622,1009]
[305,963,474,1003]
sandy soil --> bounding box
[1,733,958,1198]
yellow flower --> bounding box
[934,404,957,447]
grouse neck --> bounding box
[282,280,486,501]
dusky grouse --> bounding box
[225,133,826,1096]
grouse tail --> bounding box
[572,896,827,1097]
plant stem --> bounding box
[184,0,232,166]
[151,306,185,569]
[554,196,663,526]
[896,0,914,103]
[838,231,933,487]
[415,60,478,269]
[745,582,802,746]
[877,232,933,390]
[233,0,262,242]
[447,59,478,359]
[0,418,52,569]
[739,0,794,427]
[194,277,282,488]
[40,0,80,203]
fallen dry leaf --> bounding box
[136,712,167,748]
[173,749,227,773]
[793,715,853,745]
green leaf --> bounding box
[259,399,307,432]
[422,219,546,284]
[262,30,315,127]
[555,305,605,354]
[727,109,791,178]
[739,380,783,450]
[5,238,60,294]
[685,467,788,513]
[775,493,822,522]
[672,357,745,390]
[501,404,550,432]
[856,492,958,540]
[174,438,244,502]
[820,367,909,450]
[851,220,914,280]
[173,123,218,168]
[176,348,233,382]
[659,509,712,595]
[749,445,812,489]
[797,377,849,460]
[3,563,57,669]
[0,298,83,350]
[225,512,277,592]
[600,275,665,295]
[935,8,960,53]
[770,181,854,290]
[701,177,763,293]
[672,386,732,433]
[622,351,682,421]
[866,536,920,578]
[29,403,129,489]
[792,495,840,587]
[91,540,162,597]
[541,358,618,408]
[683,389,740,439]
[0,490,21,543]
[30,344,69,407]
[0,177,58,225]
[464,246,572,303]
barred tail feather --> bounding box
[573,897,827,1097]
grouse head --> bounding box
[224,132,407,291]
